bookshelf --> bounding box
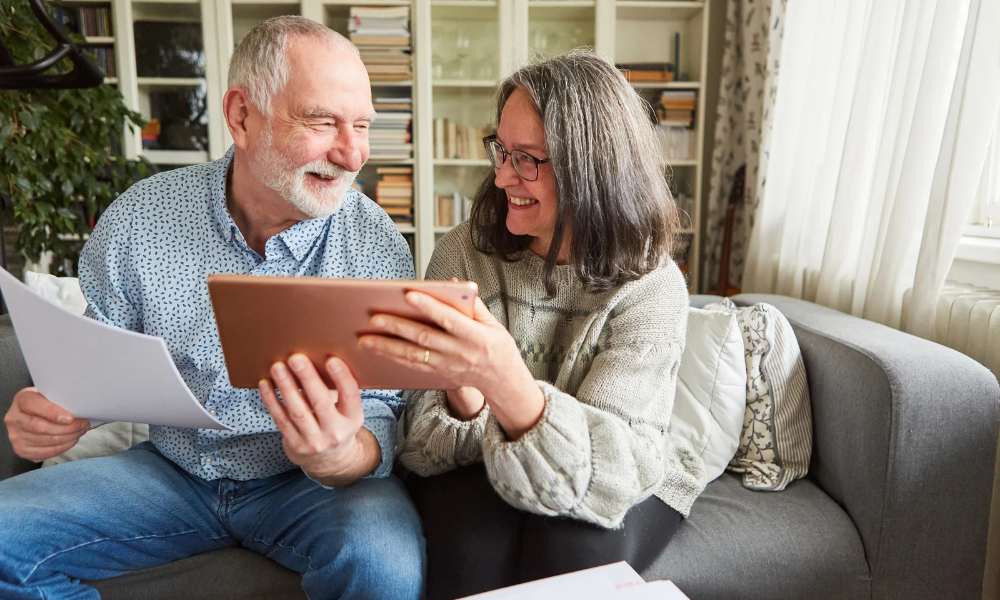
[73,0,710,288]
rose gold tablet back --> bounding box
[207,275,479,390]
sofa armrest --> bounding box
[734,294,1000,599]
[0,315,37,480]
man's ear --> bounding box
[223,87,255,149]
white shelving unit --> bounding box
[78,0,710,288]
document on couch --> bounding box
[459,562,689,600]
[0,266,229,430]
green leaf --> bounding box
[17,109,38,131]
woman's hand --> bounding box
[359,293,544,439]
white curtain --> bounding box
[742,0,1000,333]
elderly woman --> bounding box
[359,50,702,598]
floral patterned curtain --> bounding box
[702,0,786,294]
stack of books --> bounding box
[374,166,413,224]
[374,94,411,112]
[349,6,412,82]
[433,118,489,160]
[617,62,674,83]
[655,90,696,160]
[658,90,696,127]
[370,111,412,160]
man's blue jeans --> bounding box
[0,442,424,600]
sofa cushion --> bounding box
[707,299,812,491]
[645,473,870,600]
[672,308,746,489]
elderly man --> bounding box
[0,16,423,600]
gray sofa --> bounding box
[1,294,998,599]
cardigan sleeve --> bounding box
[481,267,698,529]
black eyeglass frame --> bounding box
[482,135,551,182]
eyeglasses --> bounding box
[482,135,550,182]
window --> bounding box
[966,117,1000,238]
[954,117,1000,288]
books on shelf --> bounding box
[374,95,411,112]
[77,5,113,37]
[658,90,696,128]
[655,126,695,161]
[350,6,412,82]
[433,118,489,161]
[436,192,473,228]
[617,62,674,83]
[374,166,413,224]
[371,110,412,160]
[86,46,116,78]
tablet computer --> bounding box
[207,274,479,390]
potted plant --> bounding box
[0,0,151,276]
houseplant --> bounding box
[0,0,151,276]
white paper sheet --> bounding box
[615,581,690,600]
[0,267,229,430]
[459,562,646,599]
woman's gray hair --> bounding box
[228,16,357,115]
[470,50,680,294]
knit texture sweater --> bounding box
[398,223,704,528]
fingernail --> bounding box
[58,415,72,424]
[271,362,288,379]
[258,379,269,392]
[406,292,420,303]
[289,354,308,370]
[358,337,373,349]
[371,316,385,328]
[326,357,342,372]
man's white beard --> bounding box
[256,126,359,219]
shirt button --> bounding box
[209,408,217,416]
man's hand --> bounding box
[258,354,380,486]
[4,387,90,462]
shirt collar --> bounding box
[209,146,338,263]
[210,147,239,245]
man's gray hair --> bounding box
[228,16,357,115]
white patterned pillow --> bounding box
[705,298,812,491]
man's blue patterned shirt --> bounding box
[78,147,414,481]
